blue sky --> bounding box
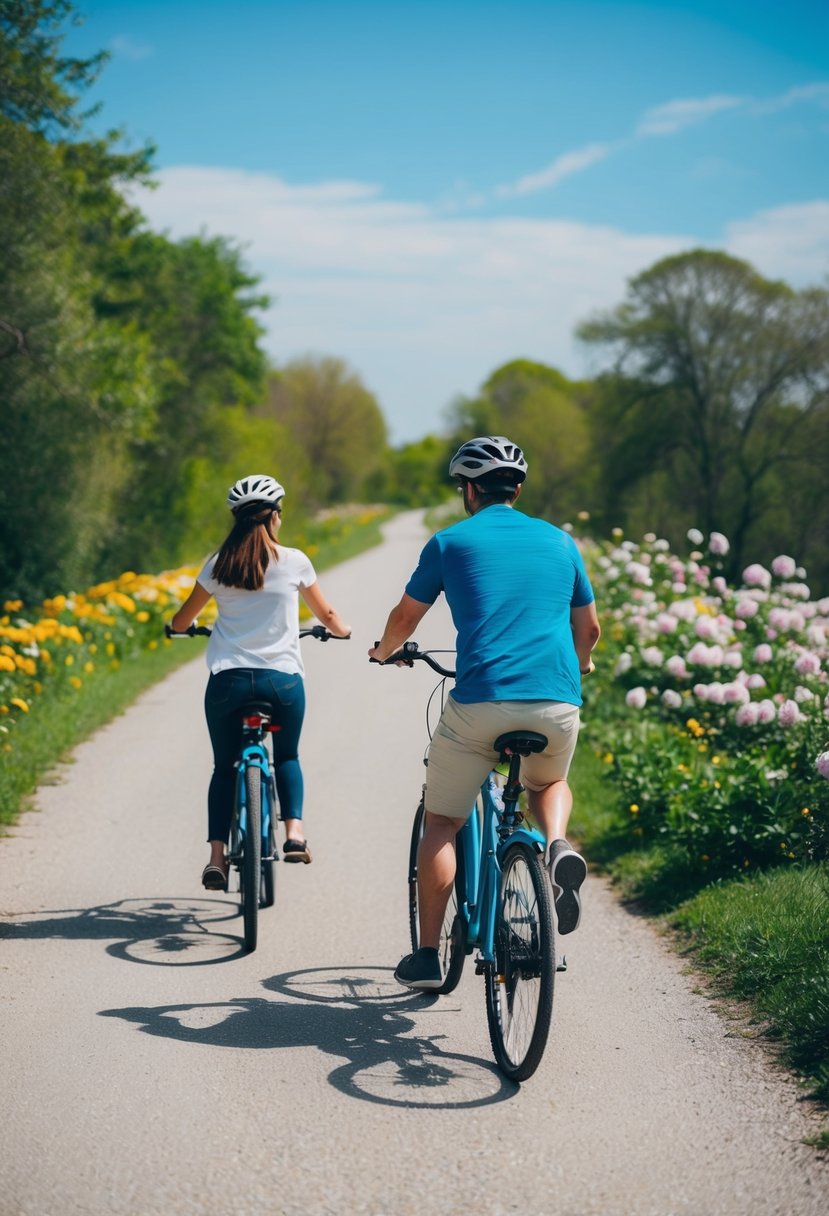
[65,1,829,441]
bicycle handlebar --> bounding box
[370,642,456,678]
[164,623,349,642]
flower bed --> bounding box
[582,529,829,876]
[0,568,216,757]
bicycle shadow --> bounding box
[100,965,517,1109]
[0,896,245,965]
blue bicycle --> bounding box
[386,643,557,1081]
[167,623,343,952]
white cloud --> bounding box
[134,167,829,441]
[497,143,613,198]
[636,94,745,136]
[752,81,829,115]
[110,35,154,60]
[725,201,829,282]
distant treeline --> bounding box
[3,2,828,602]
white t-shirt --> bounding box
[197,546,317,676]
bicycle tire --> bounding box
[242,765,262,952]
[260,779,276,909]
[485,841,554,1081]
[408,799,466,995]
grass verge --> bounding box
[569,743,829,1128]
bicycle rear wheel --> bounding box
[408,799,466,995]
[260,778,276,909]
[241,765,262,952]
[485,841,554,1081]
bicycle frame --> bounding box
[230,721,277,867]
[455,771,546,972]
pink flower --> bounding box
[625,687,647,709]
[709,531,730,556]
[746,673,767,690]
[735,598,759,619]
[723,683,750,704]
[666,655,689,678]
[778,699,802,727]
[757,700,777,724]
[657,613,677,634]
[705,682,726,705]
[712,576,728,596]
[753,644,773,663]
[794,652,821,676]
[816,751,829,780]
[771,555,797,579]
[743,563,772,590]
[735,703,759,726]
[661,689,683,709]
[693,683,710,700]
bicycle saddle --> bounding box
[493,730,548,757]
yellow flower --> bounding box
[629,803,640,813]
[711,755,721,765]
[701,854,710,862]
[10,697,29,713]
[65,654,75,666]
[0,655,15,673]
[147,640,158,650]
[33,682,43,694]
[3,599,22,612]
[84,661,95,674]
[105,642,116,656]
[0,705,8,715]
[69,676,82,689]
[135,611,150,623]
[802,808,810,817]
[603,752,614,764]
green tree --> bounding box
[578,250,829,577]
[448,359,594,522]
[264,356,388,506]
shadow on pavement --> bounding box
[100,965,517,1109]
[0,896,245,965]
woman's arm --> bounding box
[170,582,213,632]
[300,581,351,638]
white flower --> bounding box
[625,686,647,709]
[687,528,704,545]
[661,689,683,709]
[614,653,633,676]
[709,531,730,556]
[816,751,829,780]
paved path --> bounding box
[1,511,827,1216]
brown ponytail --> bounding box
[212,502,280,590]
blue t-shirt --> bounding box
[405,506,594,706]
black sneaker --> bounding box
[547,839,587,935]
[393,947,442,990]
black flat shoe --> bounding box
[201,863,228,891]
[282,839,312,864]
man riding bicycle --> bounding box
[369,435,601,990]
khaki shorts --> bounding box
[424,696,581,820]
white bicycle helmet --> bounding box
[226,474,285,510]
[448,436,528,484]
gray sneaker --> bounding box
[547,839,587,935]
[394,947,442,990]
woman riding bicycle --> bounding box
[170,474,351,890]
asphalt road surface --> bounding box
[1,511,827,1216]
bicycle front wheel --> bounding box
[485,841,554,1081]
[241,766,262,952]
[408,799,466,995]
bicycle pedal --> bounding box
[556,954,568,972]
